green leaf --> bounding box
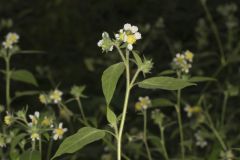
[10,133,27,151]
[188,76,216,83]
[101,62,125,105]
[158,70,175,76]
[132,51,143,67]
[52,127,105,160]
[106,106,117,127]
[152,98,174,107]
[20,150,41,160]
[11,70,38,87]
[138,76,195,90]
[14,91,39,100]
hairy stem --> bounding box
[143,110,153,160]
[200,0,226,65]
[159,125,169,160]
[76,98,89,125]
[221,92,228,127]
[117,51,130,160]
[176,88,185,160]
[5,55,11,111]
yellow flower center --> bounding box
[8,35,18,43]
[127,35,137,44]
[56,128,64,136]
[31,133,39,140]
[4,115,13,125]
[185,51,194,61]
[39,94,49,104]
[135,102,142,111]
[192,106,202,113]
[41,118,52,126]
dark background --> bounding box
[1,0,238,92]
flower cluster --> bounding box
[97,32,114,53]
[184,105,202,118]
[53,123,68,140]
[39,89,63,105]
[115,23,142,50]
[4,111,14,125]
[2,32,19,49]
[2,110,67,143]
[97,23,142,52]
[135,96,151,111]
[172,50,194,74]
[220,150,235,160]
[194,131,208,148]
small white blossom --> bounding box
[194,131,208,148]
[31,133,40,141]
[2,32,19,49]
[50,89,63,104]
[29,111,40,126]
[53,123,67,140]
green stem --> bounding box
[176,88,185,160]
[32,140,36,150]
[205,112,227,150]
[47,138,53,160]
[143,110,153,160]
[76,98,89,125]
[5,55,11,111]
[117,51,131,160]
[200,0,226,65]
[221,92,228,127]
[159,125,169,160]
[39,138,42,156]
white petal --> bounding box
[115,34,119,39]
[109,46,113,51]
[63,128,68,132]
[59,123,63,128]
[134,32,141,39]
[131,26,138,33]
[127,44,133,50]
[98,40,103,46]
[124,23,131,30]
[53,134,58,140]
[35,111,40,118]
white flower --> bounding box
[97,32,114,53]
[184,105,193,117]
[2,32,19,49]
[50,89,63,104]
[135,96,152,111]
[194,131,208,148]
[53,123,67,140]
[31,133,40,141]
[29,111,40,126]
[97,40,103,47]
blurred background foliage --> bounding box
[0,0,240,159]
